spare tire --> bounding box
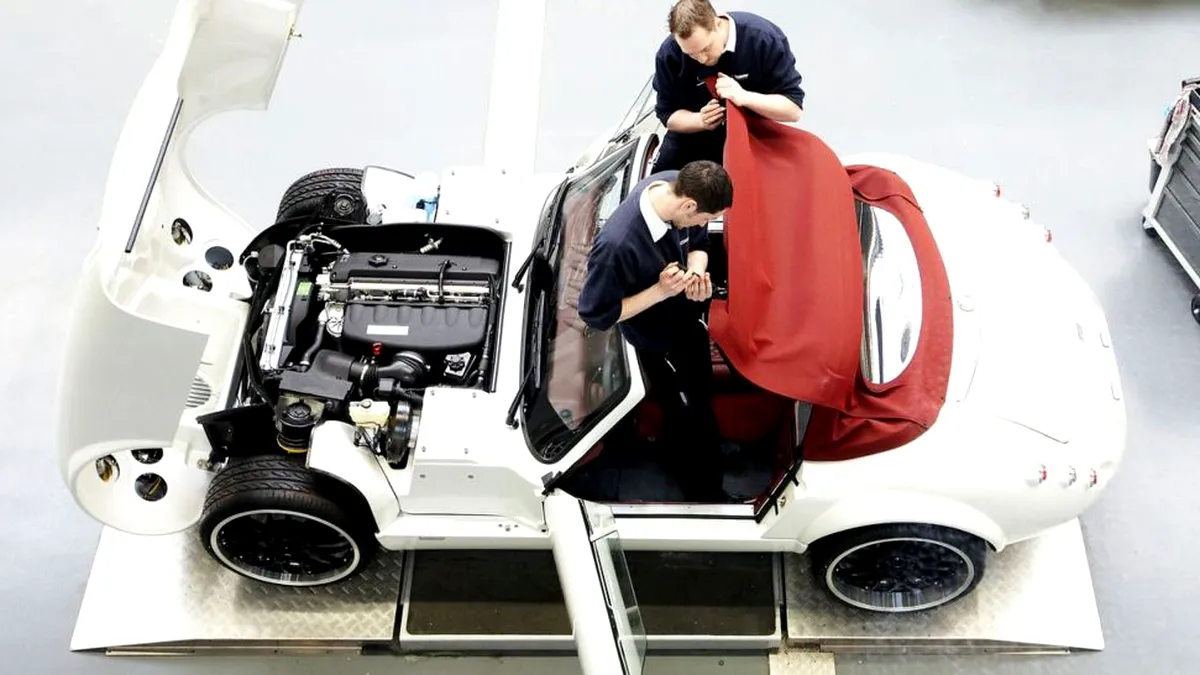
[275,167,367,223]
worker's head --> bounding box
[668,0,727,66]
[668,160,734,227]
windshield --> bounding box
[857,200,923,385]
[521,142,638,463]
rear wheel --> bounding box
[807,523,987,613]
[275,167,367,223]
[198,456,378,587]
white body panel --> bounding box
[57,0,304,534]
[56,0,1125,584]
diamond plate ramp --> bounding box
[784,519,1104,654]
[70,526,405,652]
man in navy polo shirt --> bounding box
[578,160,734,502]
[650,0,806,172]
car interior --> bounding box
[551,220,811,505]
[536,144,909,506]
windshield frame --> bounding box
[519,139,641,465]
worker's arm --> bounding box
[579,245,689,329]
[715,74,802,123]
[617,265,690,321]
[619,282,672,321]
[654,46,723,134]
[715,34,806,123]
[731,90,801,123]
[666,102,725,133]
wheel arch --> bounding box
[797,491,1007,553]
[305,422,402,534]
[305,467,383,534]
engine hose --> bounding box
[394,388,424,405]
[238,268,279,403]
[472,287,497,387]
[300,318,327,368]
[240,331,271,403]
[436,259,451,303]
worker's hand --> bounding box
[684,271,712,302]
[714,73,746,106]
[656,263,690,299]
[698,99,725,130]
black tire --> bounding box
[275,167,366,223]
[807,523,987,613]
[198,455,378,587]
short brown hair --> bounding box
[673,160,733,214]
[668,0,718,39]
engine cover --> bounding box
[341,303,489,352]
[329,252,499,283]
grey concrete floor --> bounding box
[3,0,1200,673]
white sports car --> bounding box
[55,0,1125,667]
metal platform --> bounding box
[70,519,1103,658]
[70,525,406,654]
[786,520,1103,655]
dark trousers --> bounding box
[650,130,725,173]
[636,316,725,501]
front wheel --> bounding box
[807,523,987,613]
[198,456,378,587]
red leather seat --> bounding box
[634,390,789,446]
[711,338,731,380]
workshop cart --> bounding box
[1144,76,1200,324]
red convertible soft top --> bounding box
[707,98,953,462]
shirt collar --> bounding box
[640,181,671,241]
[721,12,737,52]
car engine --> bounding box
[217,226,506,469]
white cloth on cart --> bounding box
[1153,83,1200,167]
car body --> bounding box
[55,0,1125,669]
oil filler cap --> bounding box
[369,254,389,267]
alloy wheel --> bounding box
[209,508,362,586]
[825,536,976,612]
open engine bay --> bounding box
[197,220,510,470]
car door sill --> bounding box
[606,503,756,519]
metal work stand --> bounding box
[1143,77,1200,325]
[69,520,1103,660]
